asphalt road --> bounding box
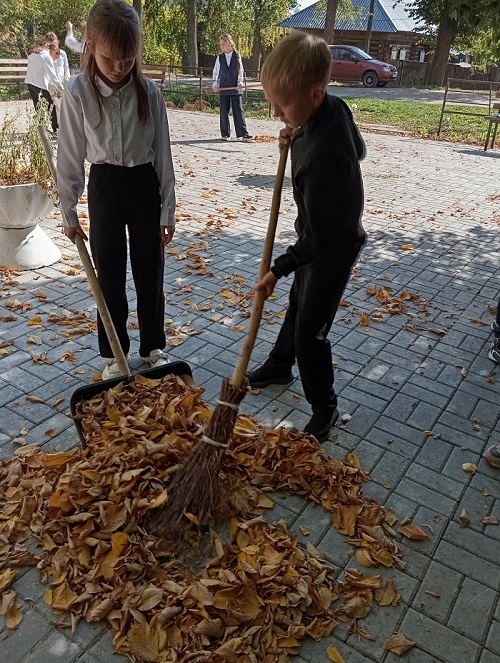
[327,83,497,107]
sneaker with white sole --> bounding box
[489,337,500,364]
[492,319,500,336]
[484,444,500,469]
[102,354,130,380]
[141,348,168,368]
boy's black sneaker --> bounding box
[304,407,339,443]
[246,364,293,388]
[492,319,500,336]
[489,337,500,364]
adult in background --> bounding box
[212,33,252,142]
[24,44,64,134]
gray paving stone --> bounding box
[395,478,456,517]
[293,503,333,547]
[405,463,464,501]
[0,605,52,663]
[479,650,500,663]
[444,520,500,566]
[487,621,500,656]
[412,560,462,623]
[370,450,411,489]
[20,632,81,663]
[456,487,495,532]
[448,577,497,643]
[346,604,405,661]
[400,608,480,662]
[434,540,500,590]
[87,631,129,662]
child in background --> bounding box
[247,31,366,443]
[44,32,70,84]
[212,34,252,142]
[65,20,86,54]
[25,43,64,134]
[57,0,176,380]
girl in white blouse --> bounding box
[57,0,176,380]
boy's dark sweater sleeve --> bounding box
[273,133,364,278]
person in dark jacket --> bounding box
[212,34,252,142]
[247,31,367,443]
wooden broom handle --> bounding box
[38,125,130,378]
[231,136,290,387]
[74,235,131,378]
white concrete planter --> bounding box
[0,183,61,270]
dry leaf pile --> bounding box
[0,373,413,661]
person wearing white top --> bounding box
[24,48,63,132]
[65,20,85,53]
[58,0,176,380]
[212,33,252,141]
[52,48,70,83]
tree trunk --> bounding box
[185,0,198,71]
[365,0,375,54]
[426,14,456,86]
[250,29,262,76]
[133,0,142,61]
[323,0,337,46]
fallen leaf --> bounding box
[461,463,477,474]
[459,509,470,528]
[327,646,346,662]
[383,632,416,655]
[482,516,499,526]
[398,524,430,541]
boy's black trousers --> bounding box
[266,256,360,410]
[87,162,166,359]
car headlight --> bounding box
[383,66,391,71]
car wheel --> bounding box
[362,71,378,87]
[376,81,388,87]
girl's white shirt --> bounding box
[57,73,176,228]
[212,51,244,88]
[53,49,70,83]
[24,50,62,92]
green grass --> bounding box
[162,87,493,144]
[342,98,493,144]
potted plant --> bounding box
[0,103,61,270]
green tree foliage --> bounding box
[400,0,500,85]
[0,0,93,58]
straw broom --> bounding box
[147,137,290,539]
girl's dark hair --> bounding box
[82,0,150,124]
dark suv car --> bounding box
[329,45,398,87]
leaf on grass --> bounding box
[383,632,416,655]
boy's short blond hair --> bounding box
[261,31,331,95]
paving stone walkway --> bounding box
[0,101,499,663]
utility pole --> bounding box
[365,0,375,54]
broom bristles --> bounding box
[147,378,248,540]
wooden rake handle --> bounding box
[37,125,131,378]
[231,135,290,387]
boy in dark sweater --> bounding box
[247,31,366,442]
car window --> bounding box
[338,48,354,61]
[330,47,338,60]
